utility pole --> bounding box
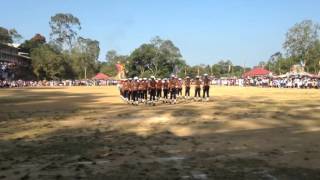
[318,60,320,75]
[84,67,87,80]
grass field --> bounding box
[0,86,320,179]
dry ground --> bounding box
[0,86,320,180]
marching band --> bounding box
[119,74,211,105]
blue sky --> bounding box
[2,0,320,67]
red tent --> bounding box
[92,73,110,80]
[243,68,271,77]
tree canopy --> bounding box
[126,36,185,78]
[19,33,46,53]
[49,13,81,51]
[0,26,22,44]
[261,20,320,74]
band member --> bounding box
[128,78,133,102]
[142,78,148,101]
[177,78,183,97]
[202,74,210,101]
[156,78,162,100]
[169,75,177,104]
[132,77,139,104]
[185,76,191,98]
[138,78,144,102]
[149,76,156,102]
[118,80,124,97]
[163,78,169,102]
[123,79,129,100]
[194,76,201,100]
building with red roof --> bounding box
[92,73,110,80]
[242,68,272,78]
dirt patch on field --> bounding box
[0,86,320,179]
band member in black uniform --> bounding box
[132,77,139,105]
[194,76,201,101]
[202,74,210,101]
[185,76,191,99]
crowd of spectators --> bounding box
[212,76,320,89]
[0,79,118,88]
[1,75,320,89]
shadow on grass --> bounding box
[0,89,320,179]
[0,88,119,121]
[0,126,320,179]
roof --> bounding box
[92,73,110,80]
[243,68,271,77]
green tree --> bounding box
[158,38,185,76]
[99,62,118,77]
[19,33,46,53]
[71,37,100,79]
[0,27,22,44]
[128,43,155,77]
[232,65,244,77]
[105,50,127,64]
[106,50,117,64]
[283,20,320,67]
[127,36,185,78]
[103,50,128,77]
[49,13,81,50]
[31,44,73,80]
[304,40,320,73]
[215,60,233,76]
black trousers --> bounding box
[163,89,169,99]
[143,90,148,100]
[132,91,138,101]
[185,87,190,96]
[177,88,182,96]
[139,90,144,99]
[149,89,156,101]
[203,86,210,98]
[156,89,162,98]
[128,91,132,100]
[170,88,176,99]
[195,87,201,97]
[124,90,129,98]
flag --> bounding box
[228,65,231,73]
